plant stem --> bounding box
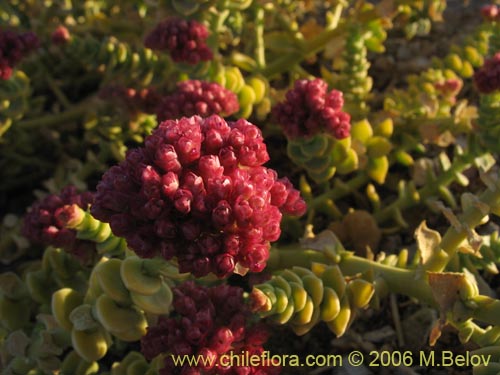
[46,76,72,109]
[373,151,478,224]
[304,14,344,56]
[268,245,500,327]
[268,180,500,325]
[260,6,344,78]
[427,185,500,272]
[267,247,436,305]
[17,103,88,129]
[326,3,344,31]
[254,7,266,69]
[310,172,369,210]
[259,51,304,78]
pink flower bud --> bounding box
[23,186,94,262]
[474,53,500,94]
[51,26,71,45]
[273,78,351,139]
[145,18,213,64]
[92,115,306,276]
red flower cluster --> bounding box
[100,80,239,120]
[474,52,500,94]
[22,186,94,261]
[272,78,351,139]
[156,80,240,121]
[91,115,306,277]
[0,29,39,80]
[141,281,280,375]
[481,5,500,22]
[144,18,213,64]
[51,26,71,45]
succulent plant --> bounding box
[5,2,500,374]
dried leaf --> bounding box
[234,263,249,276]
[433,201,462,232]
[300,18,324,41]
[428,0,446,22]
[301,229,347,263]
[300,229,344,252]
[428,272,464,314]
[415,221,442,265]
[457,242,482,257]
[465,228,483,254]
[474,153,495,172]
[480,171,499,192]
[418,125,455,147]
[461,193,490,216]
[376,0,397,18]
[429,320,443,346]
[324,36,345,60]
[411,158,434,186]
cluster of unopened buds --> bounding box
[145,18,213,64]
[9,3,500,375]
[481,4,500,22]
[100,79,240,121]
[272,78,351,140]
[156,80,240,121]
[473,52,500,94]
[22,186,95,262]
[0,28,39,79]
[434,78,463,102]
[142,281,280,375]
[91,114,306,277]
[51,26,71,45]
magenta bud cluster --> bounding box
[434,78,463,104]
[144,18,213,64]
[474,52,500,94]
[141,281,280,375]
[157,80,240,121]
[0,29,39,80]
[22,186,94,262]
[481,5,500,22]
[272,78,351,140]
[51,26,71,45]
[91,115,306,277]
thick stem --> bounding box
[310,172,369,210]
[373,151,478,224]
[254,7,266,69]
[260,6,344,78]
[267,247,436,306]
[304,18,344,56]
[423,185,500,272]
[46,76,72,109]
[270,179,500,324]
[326,3,344,30]
[17,104,88,129]
[268,246,500,327]
[259,52,303,78]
